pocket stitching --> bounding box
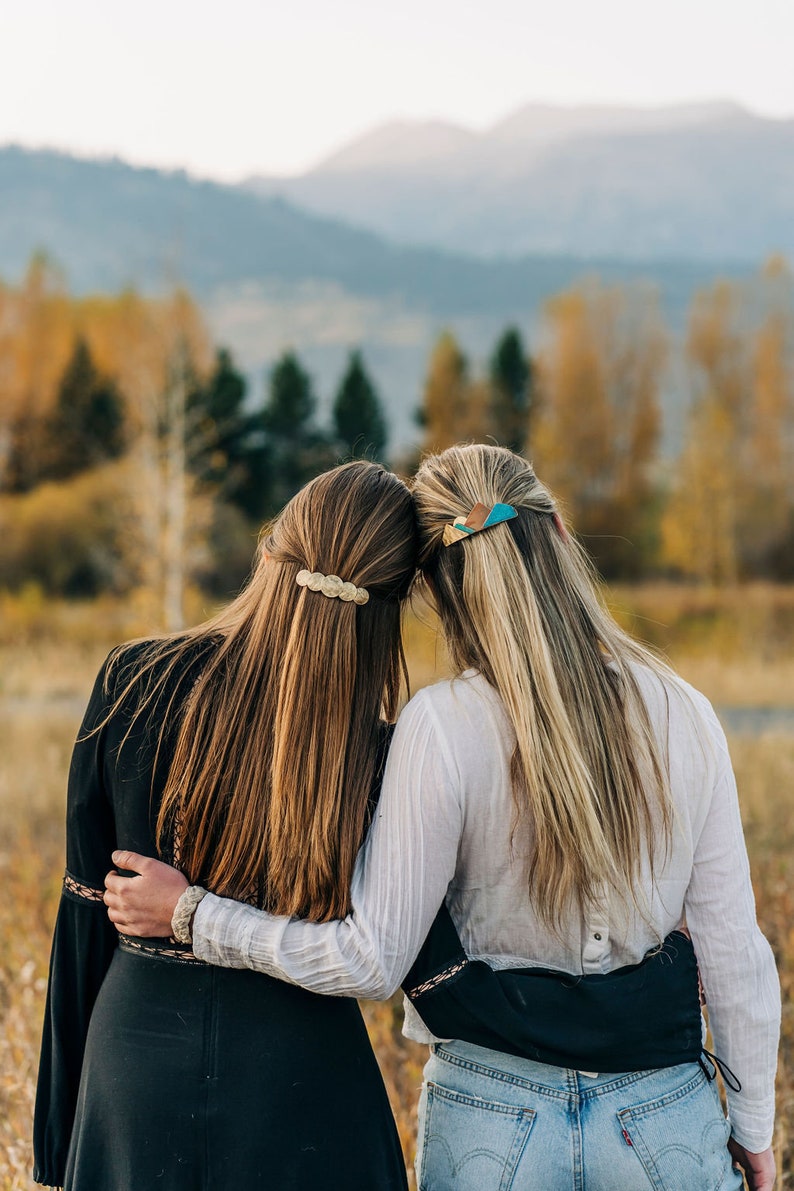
[618,1075,734,1191]
[619,1068,706,1118]
[419,1081,536,1191]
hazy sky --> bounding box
[2,0,793,180]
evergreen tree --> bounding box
[40,337,125,481]
[489,327,533,452]
[332,350,387,460]
[264,351,316,436]
[188,347,269,520]
[202,346,247,426]
[261,351,335,513]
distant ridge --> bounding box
[246,100,794,261]
[313,100,748,169]
[0,140,757,453]
[485,99,748,146]
[316,120,478,173]
[0,144,741,313]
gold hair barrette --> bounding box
[296,570,369,605]
[442,502,518,547]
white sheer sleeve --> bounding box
[191,689,462,998]
[683,705,780,1152]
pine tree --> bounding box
[40,337,125,481]
[261,351,335,513]
[187,347,270,519]
[333,351,387,460]
[489,327,532,452]
[202,347,247,426]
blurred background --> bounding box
[1,1,793,1186]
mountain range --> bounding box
[246,101,794,262]
[0,104,777,451]
[0,139,735,309]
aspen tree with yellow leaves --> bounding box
[2,256,74,492]
[662,280,745,582]
[114,288,213,629]
[0,273,216,613]
[417,328,534,456]
[663,261,794,580]
[534,282,665,575]
[419,331,472,453]
[662,397,739,582]
[747,259,794,575]
[0,280,16,487]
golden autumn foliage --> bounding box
[419,331,471,453]
[0,461,134,595]
[0,267,217,624]
[3,256,794,592]
[662,261,794,581]
[533,281,665,575]
[418,329,532,455]
[1,262,212,491]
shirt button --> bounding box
[593,932,602,941]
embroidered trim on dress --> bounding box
[118,934,203,965]
[406,958,469,999]
[63,871,105,903]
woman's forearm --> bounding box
[190,690,462,998]
[192,892,401,999]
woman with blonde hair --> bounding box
[107,445,779,1191]
[34,461,417,1190]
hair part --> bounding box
[413,444,673,930]
[107,461,418,922]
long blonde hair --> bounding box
[412,444,672,928]
[109,461,418,921]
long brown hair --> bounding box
[109,462,418,921]
[412,444,673,929]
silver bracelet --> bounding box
[171,885,208,943]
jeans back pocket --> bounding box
[618,1070,742,1191]
[418,1081,535,1191]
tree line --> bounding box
[416,259,794,582]
[1,255,793,623]
[0,259,391,621]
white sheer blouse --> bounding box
[191,665,780,1151]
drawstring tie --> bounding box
[699,1048,742,1092]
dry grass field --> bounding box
[1,585,793,1188]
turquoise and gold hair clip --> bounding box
[442,501,518,547]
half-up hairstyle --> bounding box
[108,461,418,922]
[412,444,673,929]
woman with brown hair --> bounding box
[34,460,417,1190]
[106,445,779,1190]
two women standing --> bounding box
[40,446,779,1189]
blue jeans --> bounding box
[416,1041,743,1191]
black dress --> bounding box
[33,642,408,1191]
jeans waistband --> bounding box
[432,1040,700,1100]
